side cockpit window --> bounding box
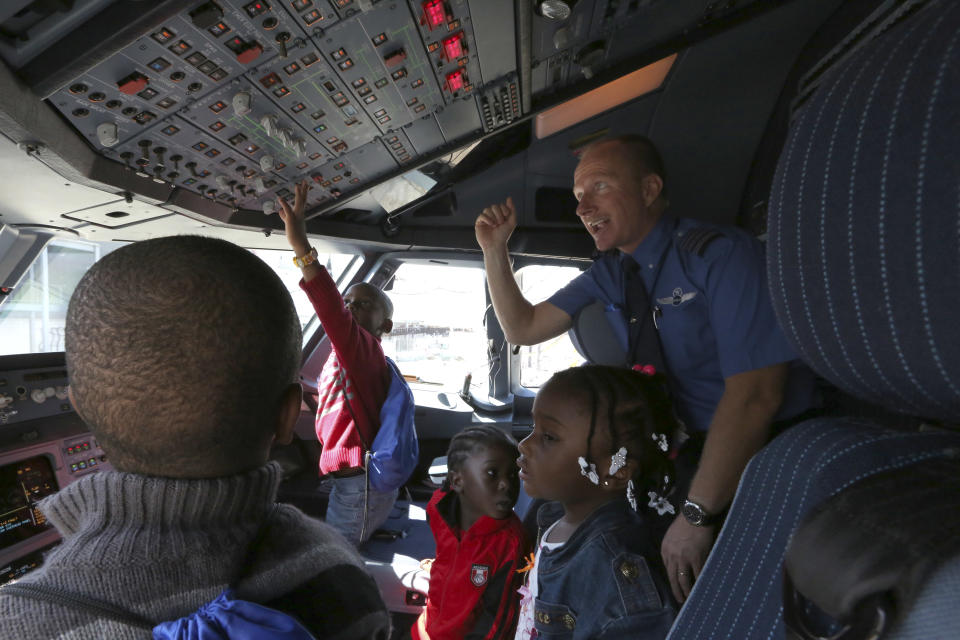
[515,265,585,389]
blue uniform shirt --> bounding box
[549,214,812,431]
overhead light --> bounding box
[534,53,677,139]
[537,0,574,21]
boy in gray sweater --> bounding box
[0,236,390,639]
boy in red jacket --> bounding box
[279,180,397,545]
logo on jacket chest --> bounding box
[657,287,697,307]
[470,563,490,587]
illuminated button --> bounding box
[169,41,191,56]
[148,57,171,71]
[244,1,271,18]
[445,69,465,92]
[78,462,87,469]
[89,458,97,466]
[442,32,464,60]
[71,464,79,472]
[330,48,347,61]
[422,0,446,30]
[67,447,74,454]
[302,9,323,25]
[372,33,387,46]
[151,27,176,44]
[208,21,231,37]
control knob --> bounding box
[259,155,275,171]
[31,389,46,404]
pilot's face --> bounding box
[573,141,657,255]
[343,284,388,337]
[452,443,520,529]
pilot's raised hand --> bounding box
[475,197,517,252]
[277,179,312,256]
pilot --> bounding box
[475,134,815,603]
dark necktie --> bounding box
[622,255,666,373]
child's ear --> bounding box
[380,318,393,336]
[449,470,464,493]
[602,459,639,492]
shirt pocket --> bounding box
[533,599,577,638]
[610,553,665,614]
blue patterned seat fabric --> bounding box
[667,1,960,637]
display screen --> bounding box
[0,456,58,551]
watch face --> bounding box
[682,501,706,526]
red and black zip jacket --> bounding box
[412,490,528,640]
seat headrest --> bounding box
[567,299,628,367]
[767,0,960,421]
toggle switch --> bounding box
[96,122,119,147]
[169,154,182,172]
[185,161,200,177]
[261,114,279,138]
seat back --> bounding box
[766,0,960,423]
[567,299,628,367]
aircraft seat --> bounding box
[667,0,960,638]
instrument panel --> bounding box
[45,0,502,214]
[0,354,110,585]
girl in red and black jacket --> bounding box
[413,426,529,640]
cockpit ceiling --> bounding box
[0,0,830,249]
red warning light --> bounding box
[445,69,465,92]
[422,0,446,30]
[442,32,463,60]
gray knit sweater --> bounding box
[0,462,390,639]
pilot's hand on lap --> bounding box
[661,515,714,603]
[475,197,517,251]
[277,179,312,255]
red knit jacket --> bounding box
[412,490,528,640]
[300,271,389,474]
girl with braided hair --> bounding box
[412,426,529,640]
[514,365,678,639]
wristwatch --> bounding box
[682,499,719,527]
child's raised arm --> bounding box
[277,180,321,282]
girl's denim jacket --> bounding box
[531,499,677,639]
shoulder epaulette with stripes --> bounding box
[678,227,724,257]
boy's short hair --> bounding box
[65,235,302,477]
